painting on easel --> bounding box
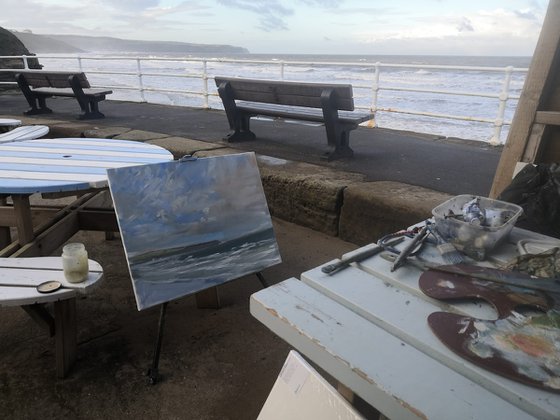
[107,152,281,310]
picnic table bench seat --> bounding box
[0,257,103,378]
[215,77,372,161]
[0,125,49,143]
[15,71,113,120]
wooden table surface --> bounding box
[251,226,560,420]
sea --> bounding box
[39,53,532,143]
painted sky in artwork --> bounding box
[108,153,274,257]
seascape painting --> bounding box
[107,152,281,310]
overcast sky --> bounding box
[1,0,548,55]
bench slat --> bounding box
[16,71,90,89]
[237,101,371,124]
[32,87,113,97]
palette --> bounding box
[420,269,560,392]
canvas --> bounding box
[107,152,281,310]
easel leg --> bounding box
[255,272,269,288]
[195,287,220,309]
[147,302,168,385]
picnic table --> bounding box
[250,224,560,419]
[0,137,173,254]
[0,137,172,377]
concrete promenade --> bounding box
[0,94,504,419]
[0,94,501,196]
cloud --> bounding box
[217,0,293,31]
[457,17,473,32]
[98,0,160,11]
[298,0,343,7]
[356,6,544,47]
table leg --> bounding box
[12,195,34,245]
[0,196,11,248]
[54,298,77,379]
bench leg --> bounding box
[24,96,53,115]
[322,128,354,161]
[224,129,256,142]
[54,298,77,379]
[224,114,255,142]
[78,99,105,120]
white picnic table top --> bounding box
[0,257,103,306]
[0,137,174,194]
[250,226,560,420]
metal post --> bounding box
[77,56,83,72]
[367,62,381,128]
[202,60,209,109]
[137,58,146,102]
[489,66,513,146]
[280,61,285,80]
[22,55,29,69]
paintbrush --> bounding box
[427,224,464,264]
[390,225,429,272]
[321,237,404,275]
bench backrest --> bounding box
[16,71,91,89]
[215,77,355,111]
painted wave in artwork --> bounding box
[130,228,279,306]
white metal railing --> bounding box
[0,55,528,145]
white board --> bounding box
[257,350,364,420]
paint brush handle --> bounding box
[390,225,429,272]
[322,237,404,275]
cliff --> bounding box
[11,31,249,55]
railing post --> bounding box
[280,61,285,80]
[136,58,146,102]
[367,62,381,128]
[77,56,83,72]
[22,55,29,69]
[202,60,209,109]
[489,66,513,146]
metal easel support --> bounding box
[146,270,266,385]
[147,301,168,385]
[256,271,269,288]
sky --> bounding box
[1,0,549,55]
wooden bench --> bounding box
[14,71,113,120]
[215,77,372,161]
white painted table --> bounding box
[250,226,560,420]
[0,137,173,251]
[0,257,103,378]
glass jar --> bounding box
[62,243,89,283]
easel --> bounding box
[146,272,269,385]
